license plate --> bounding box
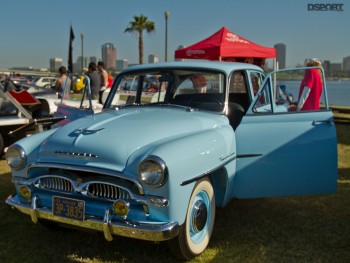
[53,196,85,221]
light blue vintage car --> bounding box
[5,61,337,260]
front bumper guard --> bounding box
[6,195,179,242]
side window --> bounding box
[249,72,264,96]
[253,79,272,113]
[229,71,247,94]
[228,71,250,112]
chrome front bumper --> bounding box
[6,195,179,242]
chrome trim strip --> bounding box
[6,195,178,242]
[236,153,262,158]
[180,155,237,186]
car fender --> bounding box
[8,128,58,177]
[125,123,236,225]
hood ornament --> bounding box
[74,128,105,135]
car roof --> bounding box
[122,61,264,74]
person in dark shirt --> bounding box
[87,62,101,101]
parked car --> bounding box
[0,88,30,155]
[9,76,31,85]
[32,76,57,88]
[0,75,97,155]
[5,61,337,259]
[73,76,85,92]
[2,76,102,119]
[0,82,57,156]
[16,82,56,97]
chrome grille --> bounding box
[87,183,130,200]
[35,177,74,192]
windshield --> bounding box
[105,69,226,112]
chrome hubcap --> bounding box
[191,200,208,233]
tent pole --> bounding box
[273,59,279,102]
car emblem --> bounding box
[75,128,105,135]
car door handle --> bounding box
[312,120,334,126]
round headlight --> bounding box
[6,145,27,170]
[138,156,168,187]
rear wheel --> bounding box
[168,178,215,260]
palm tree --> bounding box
[124,15,155,64]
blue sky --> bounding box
[0,0,349,69]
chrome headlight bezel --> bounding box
[6,144,27,170]
[138,156,168,188]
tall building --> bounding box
[102,43,117,69]
[117,59,128,71]
[76,56,90,72]
[148,54,159,64]
[343,56,350,71]
[323,60,331,76]
[330,63,342,73]
[50,58,62,72]
[274,43,286,69]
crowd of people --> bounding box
[53,61,114,104]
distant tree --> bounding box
[124,15,155,64]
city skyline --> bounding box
[0,0,349,69]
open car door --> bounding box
[233,67,337,198]
[54,75,103,126]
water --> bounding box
[282,80,350,107]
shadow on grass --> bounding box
[336,123,350,145]
[210,179,350,262]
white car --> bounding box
[32,77,57,88]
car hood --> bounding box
[38,106,227,170]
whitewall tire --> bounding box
[168,178,215,260]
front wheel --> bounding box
[168,178,215,260]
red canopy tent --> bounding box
[174,27,276,67]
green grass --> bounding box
[0,124,349,263]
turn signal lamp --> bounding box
[19,186,32,200]
[113,200,129,218]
